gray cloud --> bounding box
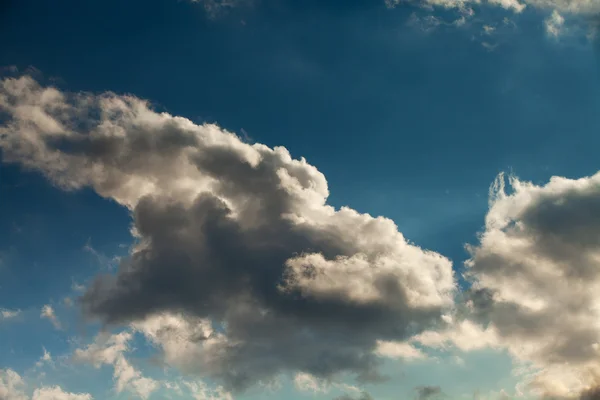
[334,392,374,400]
[416,385,443,400]
[580,386,600,400]
[0,75,456,392]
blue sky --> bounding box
[1,0,599,399]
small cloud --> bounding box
[0,308,21,320]
[488,0,526,13]
[375,340,427,360]
[481,42,499,51]
[35,347,53,368]
[453,355,466,366]
[71,281,85,293]
[545,10,565,37]
[482,25,496,35]
[294,372,328,393]
[41,305,61,330]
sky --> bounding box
[0,0,599,399]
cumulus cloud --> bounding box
[73,332,158,399]
[0,369,92,400]
[458,172,600,398]
[0,369,27,400]
[31,387,92,400]
[0,75,456,391]
[40,305,61,330]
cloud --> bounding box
[458,172,600,398]
[415,385,443,400]
[189,0,253,18]
[374,340,427,360]
[294,372,329,393]
[31,387,92,400]
[333,392,374,400]
[523,0,600,15]
[0,369,27,400]
[0,75,456,391]
[73,332,158,399]
[35,348,53,368]
[40,305,61,330]
[387,0,599,15]
[545,10,566,37]
[0,369,92,400]
[0,308,21,320]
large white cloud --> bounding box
[0,75,456,391]
[417,172,600,398]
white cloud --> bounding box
[293,372,363,398]
[0,308,21,320]
[40,305,61,330]
[35,347,53,368]
[459,171,600,397]
[74,332,158,399]
[0,369,27,400]
[31,387,92,400]
[545,10,566,37]
[374,340,427,360]
[488,0,526,13]
[293,372,329,393]
[0,369,91,400]
[182,380,233,400]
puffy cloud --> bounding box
[460,172,600,398]
[35,348,53,368]
[0,75,456,391]
[0,370,90,400]
[31,387,92,400]
[73,332,158,399]
[0,369,27,400]
[523,0,600,14]
[545,10,566,37]
[294,372,329,393]
[40,305,61,330]
[374,340,427,360]
[387,0,599,14]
